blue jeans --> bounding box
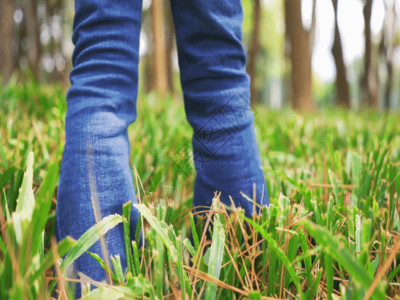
[56,0,269,295]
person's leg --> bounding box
[56,0,142,295]
[170,0,269,215]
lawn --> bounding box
[1,80,399,299]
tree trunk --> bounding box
[381,0,396,110]
[331,0,350,108]
[385,58,393,110]
[361,0,378,108]
[247,0,261,105]
[24,0,41,79]
[285,0,314,111]
[165,2,176,95]
[152,0,168,97]
[0,0,15,83]
[144,53,155,93]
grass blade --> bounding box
[122,202,133,274]
[243,215,301,295]
[302,220,386,299]
[61,214,124,272]
[205,204,225,300]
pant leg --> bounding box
[55,0,142,296]
[170,0,269,215]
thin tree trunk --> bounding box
[152,0,168,97]
[24,0,41,79]
[283,0,291,107]
[165,2,176,95]
[247,0,261,105]
[381,0,396,110]
[385,59,393,109]
[285,0,314,111]
[48,0,64,81]
[361,0,378,108]
[144,53,155,93]
[331,0,350,108]
[0,0,15,83]
[309,0,317,49]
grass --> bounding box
[0,79,400,299]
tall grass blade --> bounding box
[302,220,386,299]
[122,202,133,274]
[61,214,124,272]
[205,201,225,300]
[243,215,301,296]
[14,151,34,221]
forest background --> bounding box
[1,0,400,110]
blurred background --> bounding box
[0,0,400,110]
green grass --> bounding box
[1,79,400,299]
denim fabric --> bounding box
[56,0,269,296]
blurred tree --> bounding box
[0,0,15,83]
[152,0,168,97]
[23,0,41,78]
[3,0,71,83]
[331,0,350,108]
[142,6,155,93]
[361,0,379,108]
[247,0,261,105]
[380,0,396,110]
[243,0,285,107]
[284,0,316,110]
[165,3,176,94]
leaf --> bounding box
[15,151,35,221]
[111,255,125,284]
[189,213,200,250]
[88,252,118,283]
[122,202,133,274]
[84,285,135,300]
[134,204,178,261]
[205,201,225,300]
[29,160,60,257]
[328,169,342,206]
[242,215,301,295]
[61,214,124,272]
[131,241,141,277]
[302,220,386,299]
[135,203,192,299]
[30,237,75,283]
[325,254,333,300]
[152,225,165,299]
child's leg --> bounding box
[170,0,269,214]
[56,0,142,295]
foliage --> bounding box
[1,81,400,299]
